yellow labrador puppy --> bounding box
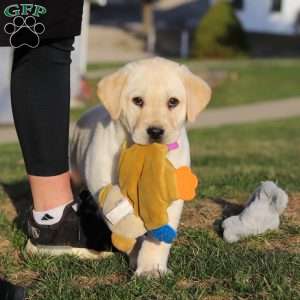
[69,57,211,277]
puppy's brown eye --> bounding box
[168,97,180,109]
[132,97,144,108]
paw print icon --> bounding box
[4,16,45,48]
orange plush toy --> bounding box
[99,142,198,253]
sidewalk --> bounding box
[1,98,300,144]
[188,97,300,129]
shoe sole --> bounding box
[25,240,113,260]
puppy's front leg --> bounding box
[133,199,184,277]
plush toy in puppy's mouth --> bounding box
[98,142,198,253]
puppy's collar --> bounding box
[167,141,179,151]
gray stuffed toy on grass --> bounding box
[222,181,289,243]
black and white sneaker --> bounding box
[25,190,113,259]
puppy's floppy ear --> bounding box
[97,68,129,120]
[180,65,212,122]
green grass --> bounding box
[203,59,300,107]
[0,117,299,299]
[189,116,300,200]
[71,58,300,121]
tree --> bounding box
[192,0,248,58]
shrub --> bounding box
[192,0,249,58]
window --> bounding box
[271,0,282,12]
[232,0,244,10]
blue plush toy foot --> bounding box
[148,225,177,243]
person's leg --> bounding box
[10,37,74,212]
[10,37,111,257]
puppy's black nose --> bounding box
[147,127,165,140]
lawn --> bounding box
[200,59,300,107]
[71,58,300,121]
[0,117,299,299]
[71,59,300,121]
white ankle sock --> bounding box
[33,199,73,225]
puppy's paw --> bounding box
[134,265,171,278]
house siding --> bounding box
[211,0,300,35]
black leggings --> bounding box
[10,37,75,176]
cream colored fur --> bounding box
[69,57,211,277]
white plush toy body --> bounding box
[222,181,288,243]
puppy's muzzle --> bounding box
[147,126,165,141]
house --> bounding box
[210,0,300,56]
[89,0,300,58]
[211,0,300,35]
[155,0,300,56]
